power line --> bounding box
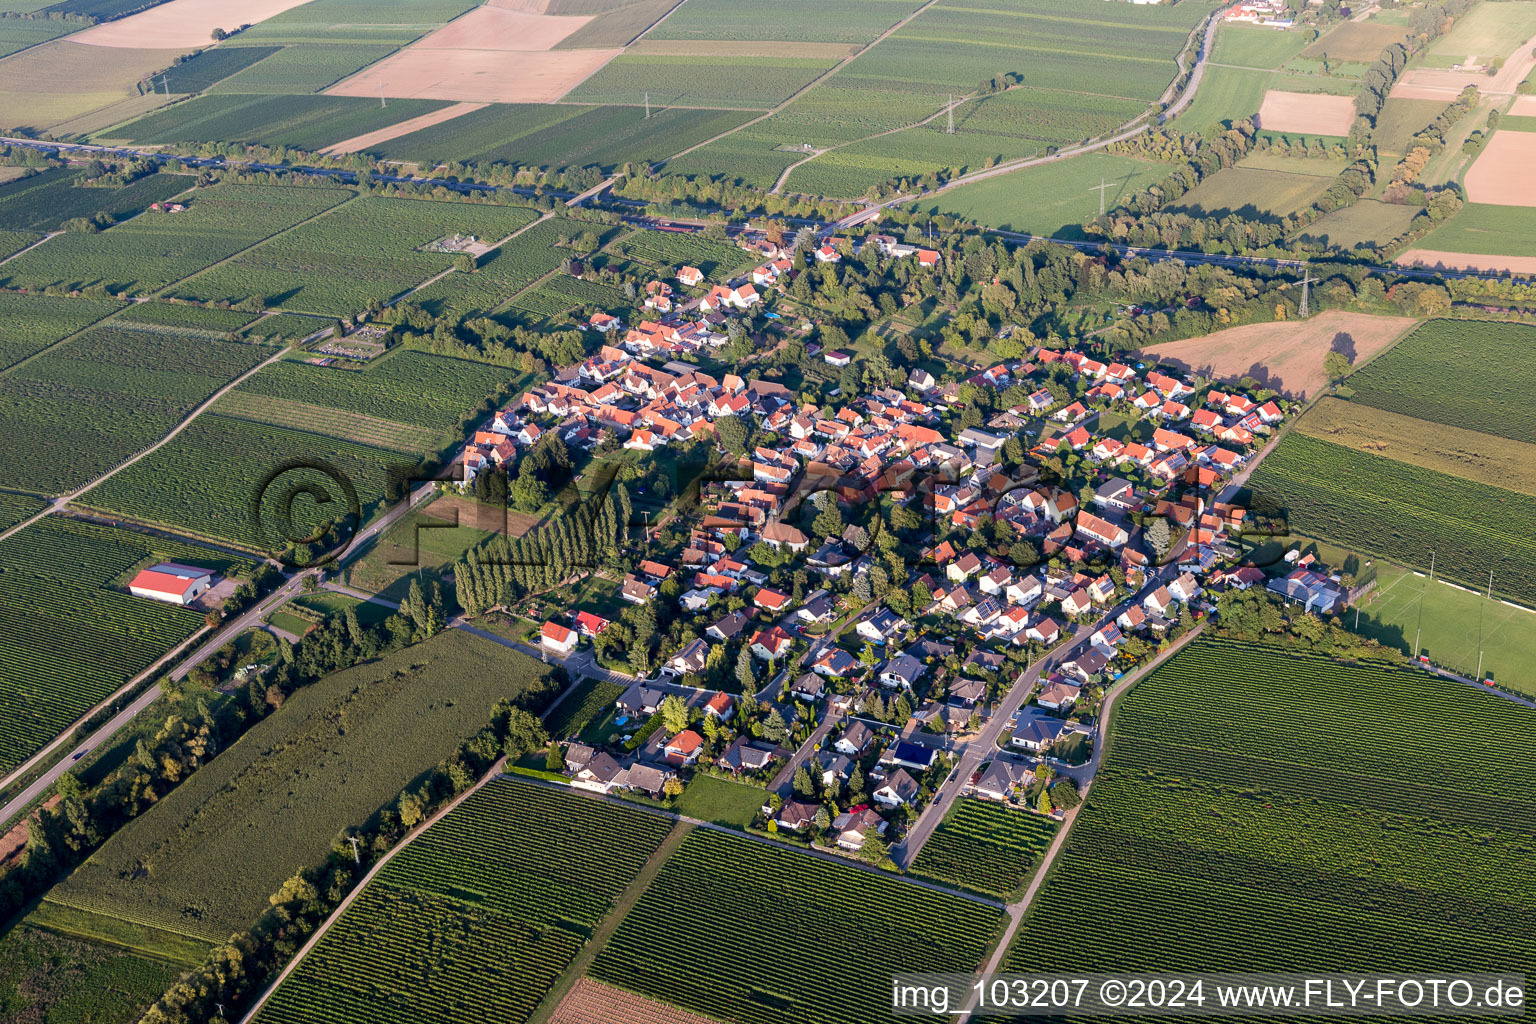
[1089,178,1113,218]
[644,92,650,119]
[1476,568,1493,682]
[1298,267,1311,318]
[946,95,955,134]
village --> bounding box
[419,232,1346,867]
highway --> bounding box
[0,483,436,832]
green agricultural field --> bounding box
[46,630,563,946]
[0,182,355,295]
[230,349,519,441]
[291,590,394,625]
[1293,197,1418,250]
[909,797,1057,900]
[554,0,680,48]
[406,215,577,319]
[244,311,332,342]
[1301,19,1407,61]
[1003,637,1536,988]
[0,226,38,259]
[202,44,400,95]
[112,301,263,336]
[566,54,836,109]
[591,827,1003,1024]
[0,923,187,1024]
[255,780,674,1024]
[1245,431,1536,603]
[919,153,1173,235]
[1342,319,1536,443]
[1428,1,1536,61]
[1166,165,1336,221]
[231,0,481,45]
[0,291,122,370]
[0,166,192,234]
[173,195,540,314]
[0,15,73,59]
[1211,23,1310,69]
[105,94,454,150]
[0,325,270,494]
[784,88,1149,197]
[756,0,1200,152]
[545,677,626,740]
[672,774,766,827]
[660,128,806,188]
[0,517,247,774]
[367,103,755,172]
[0,488,46,532]
[1172,64,1270,131]
[82,412,422,550]
[1416,202,1536,258]
[158,46,283,94]
[1352,562,1536,693]
[344,503,499,604]
[610,228,754,277]
[1294,397,1536,496]
[646,0,926,43]
[1371,96,1447,155]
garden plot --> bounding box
[70,0,315,49]
[326,4,619,104]
[1463,130,1536,207]
[1256,89,1355,135]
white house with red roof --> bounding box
[677,266,704,287]
[541,621,578,655]
[128,563,213,605]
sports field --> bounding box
[1356,562,1536,692]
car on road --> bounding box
[72,748,90,760]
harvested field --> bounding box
[327,46,619,104]
[1464,130,1536,207]
[1396,249,1536,275]
[1296,398,1536,496]
[1140,310,1417,399]
[1256,89,1356,135]
[1300,20,1405,62]
[1394,37,1536,98]
[427,493,541,536]
[71,0,314,49]
[321,100,487,154]
[549,979,722,1024]
[1513,95,1536,117]
[0,41,184,131]
[415,4,593,49]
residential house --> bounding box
[540,621,578,656]
[813,647,859,678]
[879,653,925,689]
[719,735,779,774]
[778,798,820,831]
[665,638,710,677]
[881,740,936,771]
[834,721,875,755]
[974,758,1034,801]
[856,609,905,644]
[832,805,886,851]
[707,610,750,641]
[1010,711,1062,752]
[663,729,704,766]
[749,627,793,660]
[873,768,920,807]
[1037,680,1081,711]
[616,683,667,717]
[789,672,826,702]
[575,611,609,637]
